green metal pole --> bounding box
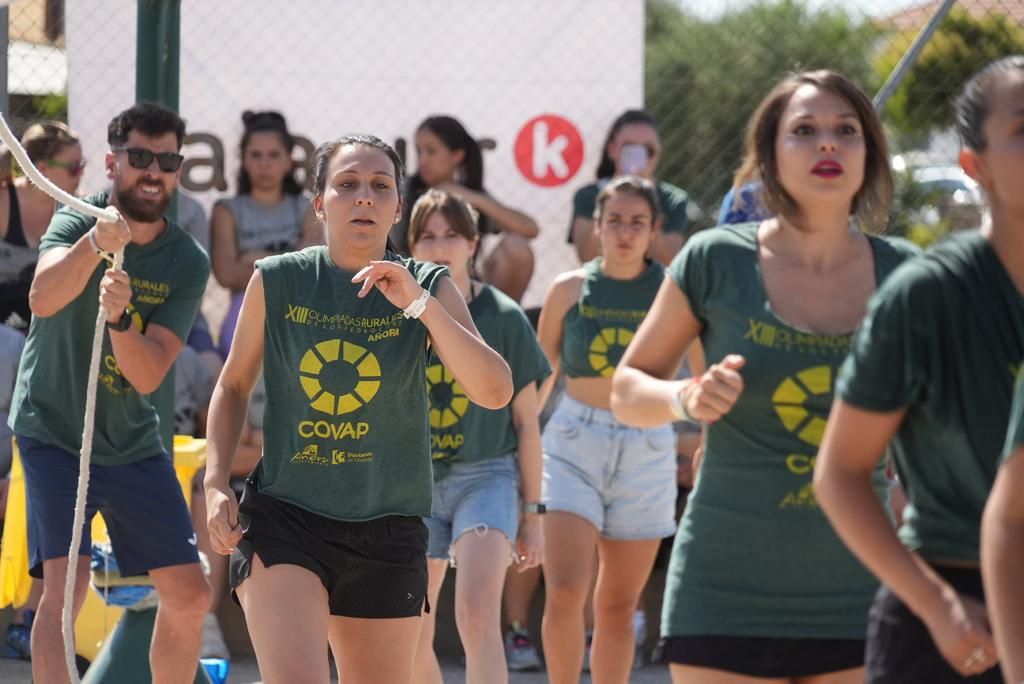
[134,0,181,462]
[136,0,181,225]
[135,0,180,111]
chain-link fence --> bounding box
[647,0,1023,244]
[5,0,1024,326]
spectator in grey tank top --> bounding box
[211,110,321,355]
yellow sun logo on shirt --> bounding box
[299,340,381,415]
[771,366,832,447]
[588,327,634,378]
[426,363,470,428]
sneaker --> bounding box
[3,610,33,661]
[504,622,542,672]
[582,629,593,673]
[200,613,230,660]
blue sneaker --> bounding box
[3,610,34,661]
[201,658,230,684]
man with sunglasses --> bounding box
[9,102,211,683]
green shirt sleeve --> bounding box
[147,240,211,344]
[505,307,552,395]
[572,183,600,220]
[836,265,929,412]
[658,183,690,235]
[39,201,96,253]
[666,230,713,325]
[568,183,600,243]
[410,258,450,295]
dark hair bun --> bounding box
[242,110,288,131]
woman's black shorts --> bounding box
[229,479,428,619]
[865,565,1002,683]
[659,634,866,678]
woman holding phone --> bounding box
[568,109,691,266]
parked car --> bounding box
[909,164,986,232]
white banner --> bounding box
[67,1,644,308]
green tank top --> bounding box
[427,284,551,481]
[663,223,920,639]
[255,247,449,521]
[560,258,664,378]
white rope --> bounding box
[0,116,117,224]
[0,113,123,683]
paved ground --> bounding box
[0,655,673,682]
[0,561,674,682]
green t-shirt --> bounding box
[10,192,210,465]
[256,247,449,521]
[560,258,664,379]
[427,283,550,481]
[662,223,919,639]
[568,179,690,240]
[838,231,1024,563]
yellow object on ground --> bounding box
[0,444,29,609]
[0,436,207,662]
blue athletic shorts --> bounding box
[17,433,200,579]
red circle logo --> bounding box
[514,114,584,187]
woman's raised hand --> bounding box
[352,261,425,310]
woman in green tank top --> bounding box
[612,71,912,683]
[204,135,513,683]
[406,189,550,684]
[537,175,678,683]
[817,58,1024,683]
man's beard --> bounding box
[115,178,172,223]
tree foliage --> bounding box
[878,7,1024,135]
[646,0,878,214]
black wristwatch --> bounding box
[521,502,546,515]
[106,309,132,332]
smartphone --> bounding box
[620,144,649,175]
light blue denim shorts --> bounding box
[424,453,519,564]
[542,395,677,540]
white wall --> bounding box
[67,1,644,307]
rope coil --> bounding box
[0,113,124,683]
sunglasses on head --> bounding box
[113,147,184,173]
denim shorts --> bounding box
[542,395,677,540]
[17,433,200,579]
[424,453,519,564]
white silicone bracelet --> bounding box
[402,289,430,319]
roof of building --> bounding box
[883,0,1024,31]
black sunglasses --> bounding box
[113,147,184,173]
